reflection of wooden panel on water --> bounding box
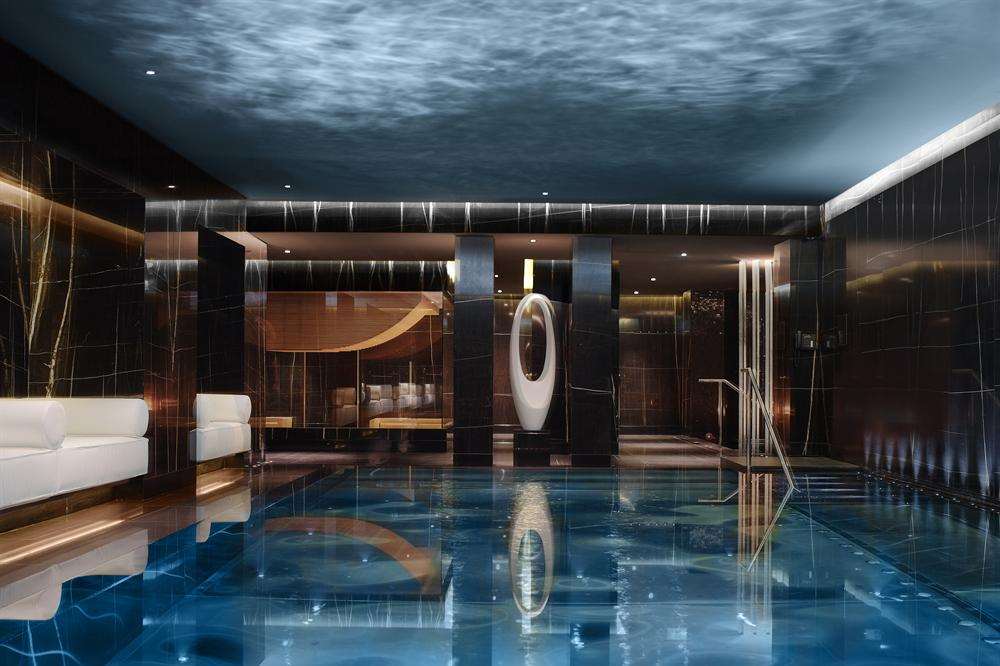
[265,516,440,593]
[266,291,443,352]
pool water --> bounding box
[0,467,998,665]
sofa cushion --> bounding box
[58,436,149,495]
[0,447,60,509]
[53,398,148,437]
[190,423,251,462]
[0,400,66,449]
[195,394,251,428]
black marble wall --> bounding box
[197,228,245,394]
[773,240,828,455]
[453,235,494,466]
[243,200,817,236]
[618,295,689,433]
[0,134,144,399]
[823,128,1000,501]
[685,291,728,440]
[0,135,30,397]
[570,237,618,464]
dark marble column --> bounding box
[0,140,30,398]
[197,228,245,394]
[453,235,494,466]
[569,237,617,465]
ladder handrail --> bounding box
[697,377,741,394]
[740,368,797,492]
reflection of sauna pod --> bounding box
[195,487,252,543]
[508,483,554,618]
[0,529,148,621]
[509,293,556,431]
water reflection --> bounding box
[0,468,998,664]
[509,482,554,618]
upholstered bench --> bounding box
[190,394,252,462]
[0,398,149,511]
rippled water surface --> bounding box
[1,468,998,665]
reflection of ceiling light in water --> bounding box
[542,191,548,196]
[145,69,156,75]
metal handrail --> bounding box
[740,368,797,492]
[698,377,741,394]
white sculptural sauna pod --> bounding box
[509,293,556,432]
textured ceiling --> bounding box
[2,1,998,201]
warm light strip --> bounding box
[0,176,143,243]
[196,479,239,496]
[823,103,1000,221]
[0,519,125,567]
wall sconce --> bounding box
[523,258,534,292]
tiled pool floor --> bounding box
[0,467,997,664]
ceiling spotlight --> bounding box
[649,276,657,282]
[167,184,176,189]
[283,184,292,189]
[494,273,499,278]
[529,238,537,243]
[497,289,503,293]
[680,252,688,257]
[542,191,549,196]
[145,69,156,76]
[283,249,291,254]
[633,290,639,295]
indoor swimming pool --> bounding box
[0,467,997,665]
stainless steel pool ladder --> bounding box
[697,369,797,493]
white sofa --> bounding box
[190,394,252,462]
[0,398,149,511]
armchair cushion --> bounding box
[195,394,251,427]
[0,400,66,449]
[52,398,148,437]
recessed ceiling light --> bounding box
[529,238,537,243]
[283,184,292,189]
[145,69,156,76]
[649,276,656,282]
[494,273,499,278]
[283,249,291,254]
[167,184,176,189]
[497,289,503,293]
[633,290,639,295]
[680,252,688,257]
